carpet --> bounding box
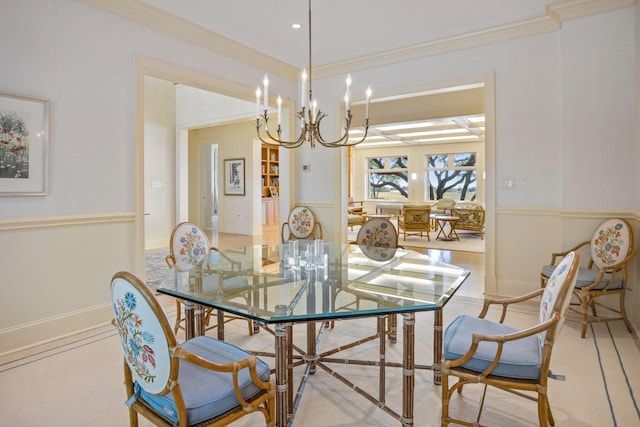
[145,249,170,292]
[224,299,639,427]
[348,226,485,253]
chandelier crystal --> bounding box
[255,0,371,149]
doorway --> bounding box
[201,143,219,233]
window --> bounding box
[426,153,477,201]
[367,156,408,200]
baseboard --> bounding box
[0,303,113,355]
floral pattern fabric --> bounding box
[357,219,398,261]
[173,224,210,271]
[114,291,157,383]
[538,251,576,347]
[591,219,630,268]
[289,207,315,239]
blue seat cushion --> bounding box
[135,336,270,425]
[443,315,541,380]
[542,265,623,290]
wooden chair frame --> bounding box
[166,222,254,336]
[442,253,580,427]
[281,206,323,243]
[540,218,636,338]
[398,205,431,241]
[112,271,275,427]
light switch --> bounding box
[151,181,162,189]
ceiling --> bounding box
[128,1,621,147]
[139,0,543,147]
[141,0,550,69]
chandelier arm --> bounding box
[317,121,370,147]
[256,118,306,148]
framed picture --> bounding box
[269,186,278,197]
[0,92,49,196]
[224,158,245,195]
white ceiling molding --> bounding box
[546,0,637,24]
[79,0,299,80]
[314,14,559,79]
[81,0,636,82]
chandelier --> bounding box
[255,0,371,149]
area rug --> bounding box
[145,249,170,293]
[348,226,485,253]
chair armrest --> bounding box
[281,222,290,243]
[165,255,175,268]
[479,288,544,323]
[210,246,242,271]
[550,240,589,265]
[582,247,637,292]
[446,313,560,377]
[174,348,274,404]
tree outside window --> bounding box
[426,153,477,201]
[367,156,408,200]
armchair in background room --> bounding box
[450,206,485,239]
[540,217,636,338]
[110,271,275,427]
[431,198,456,215]
[397,204,431,241]
[281,206,323,242]
[430,198,456,229]
[347,196,365,215]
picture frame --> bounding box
[224,158,245,195]
[0,92,49,196]
[269,186,279,197]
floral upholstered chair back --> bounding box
[281,206,323,242]
[111,272,176,396]
[590,218,633,270]
[356,218,399,261]
[167,222,211,272]
[538,251,579,347]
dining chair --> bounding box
[355,217,403,260]
[442,251,580,427]
[349,217,403,337]
[111,271,275,427]
[281,205,323,243]
[166,222,254,336]
[540,217,636,338]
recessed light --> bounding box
[292,23,302,29]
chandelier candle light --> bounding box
[255,0,371,149]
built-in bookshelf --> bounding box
[261,144,279,197]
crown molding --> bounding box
[78,0,299,80]
[315,14,559,78]
[80,0,636,81]
[546,0,637,23]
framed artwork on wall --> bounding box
[0,92,49,196]
[224,158,245,195]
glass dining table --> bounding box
[158,241,469,427]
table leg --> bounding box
[378,315,386,407]
[433,309,443,385]
[216,310,224,340]
[275,322,289,427]
[402,313,415,427]
[184,300,195,340]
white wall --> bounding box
[144,77,176,249]
[0,0,637,352]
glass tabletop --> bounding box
[157,242,470,324]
